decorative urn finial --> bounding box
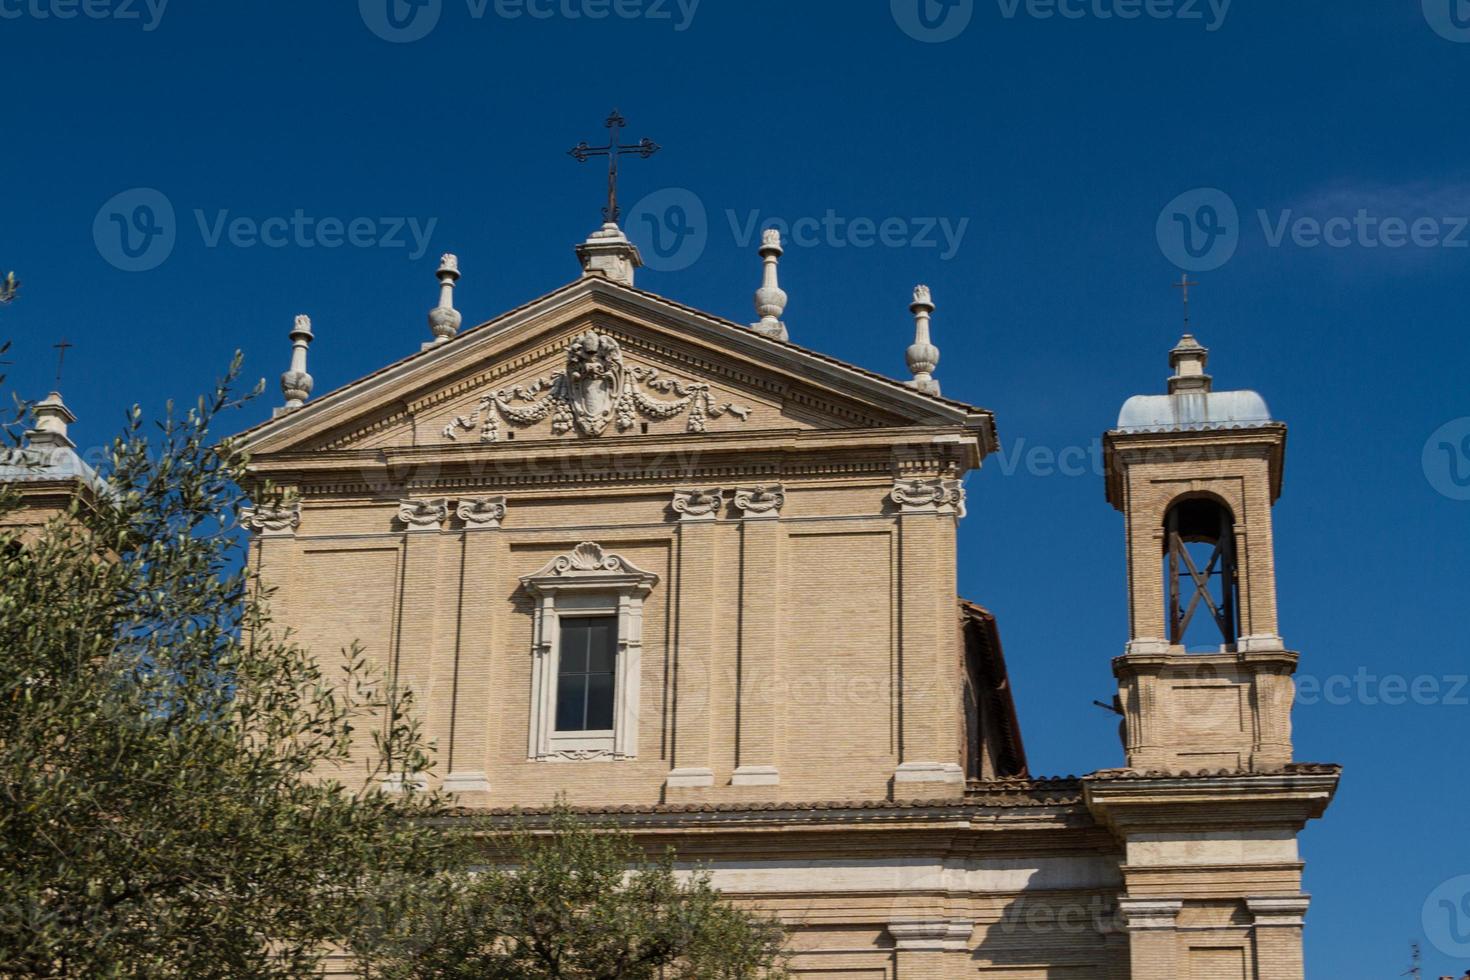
[280,314,314,410]
[427,253,462,345]
[750,229,789,341]
[905,285,940,396]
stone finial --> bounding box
[27,391,77,449]
[1167,333,1212,394]
[427,253,462,345]
[280,315,314,411]
[576,223,643,288]
[750,229,789,342]
[905,285,940,396]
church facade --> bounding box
[186,208,1332,976]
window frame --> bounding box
[521,543,658,762]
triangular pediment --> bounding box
[238,277,994,457]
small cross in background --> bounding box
[1172,273,1199,330]
[52,337,73,386]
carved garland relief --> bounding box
[442,331,753,443]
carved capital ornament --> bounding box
[398,498,449,531]
[457,496,507,529]
[734,484,786,518]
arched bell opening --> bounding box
[1161,494,1240,651]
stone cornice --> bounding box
[1082,767,1340,836]
[237,277,995,458]
[1103,422,1288,507]
[244,426,981,496]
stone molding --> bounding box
[731,765,780,786]
[241,497,301,536]
[733,484,785,518]
[1246,896,1310,927]
[886,918,975,951]
[666,767,716,788]
[672,487,723,521]
[442,771,491,794]
[456,495,507,530]
[894,761,964,785]
[397,498,448,532]
[1117,898,1184,931]
[379,773,429,794]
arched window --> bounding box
[1162,495,1239,650]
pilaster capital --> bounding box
[241,496,301,536]
[456,495,507,530]
[672,487,723,521]
[733,484,785,518]
[398,498,448,532]
[890,477,965,516]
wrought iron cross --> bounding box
[1173,273,1199,330]
[567,110,660,224]
[52,337,73,386]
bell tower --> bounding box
[1102,333,1296,772]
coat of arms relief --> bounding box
[442,331,753,443]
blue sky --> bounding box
[2,1,1468,974]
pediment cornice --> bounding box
[237,277,995,459]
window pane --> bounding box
[556,674,587,731]
[585,672,615,731]
[559,619,588,674]
[554,616,618,734]
[587,633,615,673]
[560,640,587,675]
